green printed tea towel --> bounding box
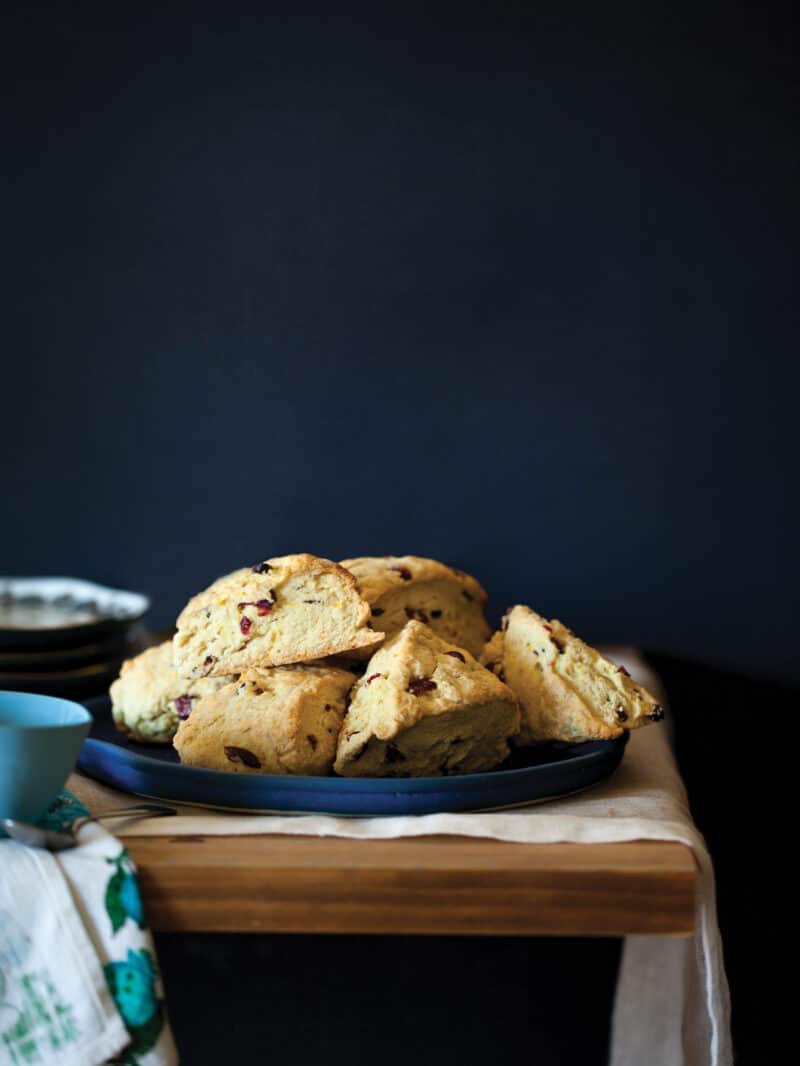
[0,794,177,1065]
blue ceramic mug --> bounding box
[0,691,91,823]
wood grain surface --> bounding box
[125,834,696,936]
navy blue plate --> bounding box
[78,696,628,816]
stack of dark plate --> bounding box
[0,577,151,700]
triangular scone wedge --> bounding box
[174,665,356,775]
[173,554,384,678]
[110,641,234,743]
[335,620,520,777]
[480,605,664,744]
[340,555,491,658]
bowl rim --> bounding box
[0,690,92,728]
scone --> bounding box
[339,556,491,658]
[173,554,384,678]
[173,664,356,775]
[480,606,664,744]
[334,620,519,777]
[109,641,232,743]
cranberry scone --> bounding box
[334,620,520,777]
[480,605,664,744]
[173,664,357,775]
[173,554,384,678]
[339,555,491,658]
[110,641,233,743]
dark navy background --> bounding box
[2,7,797,682]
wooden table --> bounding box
[125,834,696,937]
[86,634,697,940]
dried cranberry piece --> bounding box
[390,565,412,581]
[366,673,382,685]
[616,707,629,722]
[175,695,194,720]
[542,623,553,634]
[461,589,474,602]
[371,607,384,616]
[203,655,216,668]
[430,609,442,619]
[240,616,252,635]
[224,746,261,768]
[251,561,272,573]
[445,650,465,662]
[408,678,437,696]
[238,597,274,616]
[307,734,318,751]
[405,607,429,623]
[303,599,320,604]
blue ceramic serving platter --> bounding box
[78,696,628,816]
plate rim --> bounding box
[0,661,125,683]
[0,576,150,634]
[80,695,628,795]
[0,628,143,668]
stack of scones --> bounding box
[110,553,663,777]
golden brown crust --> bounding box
[340,555,490,657]
[479,630,505,674]
[173,664,356,775]
[173,554,383,678]
[335,620,519,777]
[481,606,663,744]
[109,641,233,743]
[340,555,487,603]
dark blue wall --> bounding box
[2,8,797,681]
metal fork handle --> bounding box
[71,803,177,833]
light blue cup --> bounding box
[0,691,91,824]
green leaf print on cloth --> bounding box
[105,852,146,935]
[104,950,165,1066]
